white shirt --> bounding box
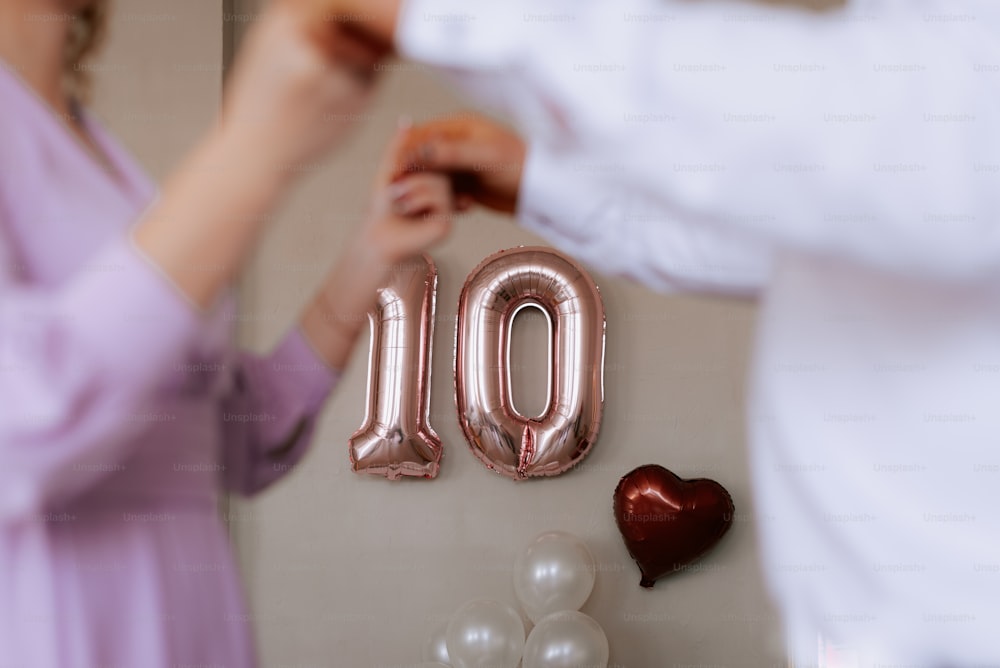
[397,1,1000,665]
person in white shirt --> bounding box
[309,0,1000,665]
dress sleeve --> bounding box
[397,0,1000,283]
[218,327,339,496]
[0,229,203,523]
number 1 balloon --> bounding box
[350,254,442,480]
[455,247,606,480]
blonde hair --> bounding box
[64,1,110,103]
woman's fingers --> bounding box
[391,173,454,217]
[374,119,414,191]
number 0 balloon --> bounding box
[350,254,442,480]
[455,247,606,480]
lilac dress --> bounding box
[0,66,339,666]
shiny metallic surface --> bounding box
[613,464,735,588]
[513,531,596,623]
[455,247,606,480]
[522,611,610,668]
[422,624,452,665]
[350,254,442,479]
[445,599,525,668]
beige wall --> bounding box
[91,0,223,180]
[94,2,787,666]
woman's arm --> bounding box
[134,4,377,310]
[0,226,203,521]
[300,128,452,369]
[219,130,454,495]
[0,3,378,522]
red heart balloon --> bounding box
[613,464,735,588]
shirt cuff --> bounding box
[268,327,341,414]
[517,144,611,245]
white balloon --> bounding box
[445,600,525,668]
[522,611,609,668]
[513,532,596,623]
[423,624,452,665]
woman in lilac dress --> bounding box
[0,1,452,665]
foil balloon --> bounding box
[455,247,606,480]
[350,254,442,479]
[613,464,735,588]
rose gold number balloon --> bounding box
[350,254,442,480]
[455,247,606,480]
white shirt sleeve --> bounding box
[397,0,1000,282]
[518,144,771,297]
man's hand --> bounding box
[398,114,527,215]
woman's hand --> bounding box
[397,114,527,214]
[359,126,455,264]
[283,0,402,54]
[134,1,384,310]
[222,1,382,175]
[298,125,454,371]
